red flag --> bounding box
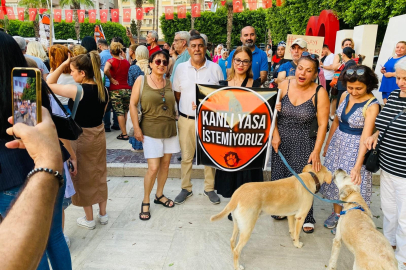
[28,8,37,21]
[5,7,15,20]
[177,5,186,19]
[135,8,143,20]
[54,9,61,22]
[248,0,257,10]
[39,8,47,14]
[276,0,282,6]
[111,9,119,22]
[17,7,24,21]
[233,0,243,12]
[262,0,272,8]
[165,6,173,20]
[89,9,96,23]
[123,8,131,22]
[65,9,72,23]
[208,2,212,8]
[78,10,85,23]
[221,1,226,5]
[1,0,6,15]
[191,4,200,18]
[100,9,108,23]
[0,8,4,20]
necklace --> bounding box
[150,75,168,111]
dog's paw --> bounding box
[235,264,244,270]
[294,241,303,248]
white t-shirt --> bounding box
[323,53,335,80]
[267,49,272,62]
[172,59,224,116]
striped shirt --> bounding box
[375,90,406,178]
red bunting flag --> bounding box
[1,0,6,15]
[165,6,173,20]
[135,8,143,20]
[39,8,47,14]
[276,0,282,6]
[78,10,85,23]
[100,9,108,23]
[0,9,4,20]
[191,3,200,18]
[221,1,226,5]
[5,7,15,20]
[28,8,37,21]
[89,9,96,23]
[262,0,272,8]
[123,8,131,22]
[248,0,257,10]
[54,9,61,22]
[208,2,212,8]
[65,10,73,23]
[111,9,119,22]
[233,0,243,12]
[17,7,24,21]
[177,5,186,19]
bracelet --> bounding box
[27,167,64,187]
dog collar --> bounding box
[340,205,365,216]
[308,172,320,194]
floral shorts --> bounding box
[109,89,131,116]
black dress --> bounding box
[214,77,264,198]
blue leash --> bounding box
[277,151,356,205]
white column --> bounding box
[352,24,378,68]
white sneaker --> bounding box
[64,234,71,248]
[399,262,406,270]
[76,216,96,230]
[97,213,109,225]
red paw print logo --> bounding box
[224,152,241,167]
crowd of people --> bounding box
[0,25,406,269]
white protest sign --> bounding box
[285,34,324,59]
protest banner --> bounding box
[284,34,324,59]
[195,85,278,172]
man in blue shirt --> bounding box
[227,26,268,84]
[97,39,119,132]
[276,38,307,83]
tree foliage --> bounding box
[18,21,36,37]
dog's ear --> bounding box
[302,164,313,173]
[323,169,333,184]
[339,185,360,199]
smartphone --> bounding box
[11,68,42,126]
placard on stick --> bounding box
[285,34,324,59]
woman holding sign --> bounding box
[271,53,330,233]
[214,46,263,221]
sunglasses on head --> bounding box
[346,68,365,76]
[154,59,168,66]
[301,51,320,61]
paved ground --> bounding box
[66,176,384,270]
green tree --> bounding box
[18,0,48,37]
[6,20,23,36]
[54,21,76,40]
[21,78,37,102]
[130,19,137,39]
[79,19,130,46]
[18,21,36,37]
[59,0,94,40]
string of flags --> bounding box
[0,1,281,22]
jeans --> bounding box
[103,100,119,130]
[0,180,72,270]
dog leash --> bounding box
[277,151,357,205]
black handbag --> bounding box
[363,108,406,172]
[48,85,83,140]
[309,85,330,138]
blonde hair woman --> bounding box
[26,41,48,61]
[135,45,151,75]
[71,45,87,56]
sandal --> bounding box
[154,194,175,208]
[117,133,129,140]
[139,202,151,221]
[272,215,287,220]
[302,223,315,234]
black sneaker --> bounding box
[112,126,120,130]
[204,191,220,204]
[174,189,193,204]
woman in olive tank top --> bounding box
[129,51,180,221]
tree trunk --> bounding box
[155,0,159,33]
[136,0,142,43]
[73,2,81,41]
[190,0,196,29]
[33,20,40,38]
[226,4,233,50]
[152,0,155,32]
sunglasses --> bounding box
[346,68,365,76]
[301,51,320,61]
[154,59,168,66]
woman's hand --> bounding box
[111,78,119,85]
[61,53,71,68]
[308,151,321,172]
[350,166,362,185]
[134,127,144,143]
[69,158,77,177]
[380,66,386,74]
[322,144,329,157]
[275,102,281,112]
[383,72,394,78]
[272,133,281,153]
[192,101,197,111]
[364,134,378,150]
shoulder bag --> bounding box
[49,85,83,140]
[364,108,406,172]
[126,75,145,136]
[309,85,330,138]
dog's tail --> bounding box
[210,198,238,222]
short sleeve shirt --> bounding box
[127,65,145,87]
[170,49,191,83]
[99,49,112,87]
[278,61,296,77]
[227,46,268,80]
[172,59,224,116]
[147,45,161,56]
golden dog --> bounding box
[211,164,332,270]
[327,169,397,270]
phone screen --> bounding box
[12,68,41,126]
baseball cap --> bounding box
[291,38,307,49]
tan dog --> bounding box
[327,169,397,270]
[210,164,332,270]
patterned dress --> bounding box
[320,95,378,207]
[271,81,317,224]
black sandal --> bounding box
[154,194,175,208]
[139,202,151,221]
[117,133,129,140]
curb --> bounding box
[107,163,381,186]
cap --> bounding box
[291,38,307,49]
[277,41,286,48]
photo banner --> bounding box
[177,5,186,19]
[165,6,174,20]
[195,85,278,171]
[191,4,200,18]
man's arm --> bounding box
[260,71,268,84]
[175,92,181,106]
[1,108,63,270]
[259,52,269,84]
[276,70,287,84]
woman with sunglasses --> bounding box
[272,52,330,233]
[129,50,180,221]
[214,46,262,220]
[320,65,380,235]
